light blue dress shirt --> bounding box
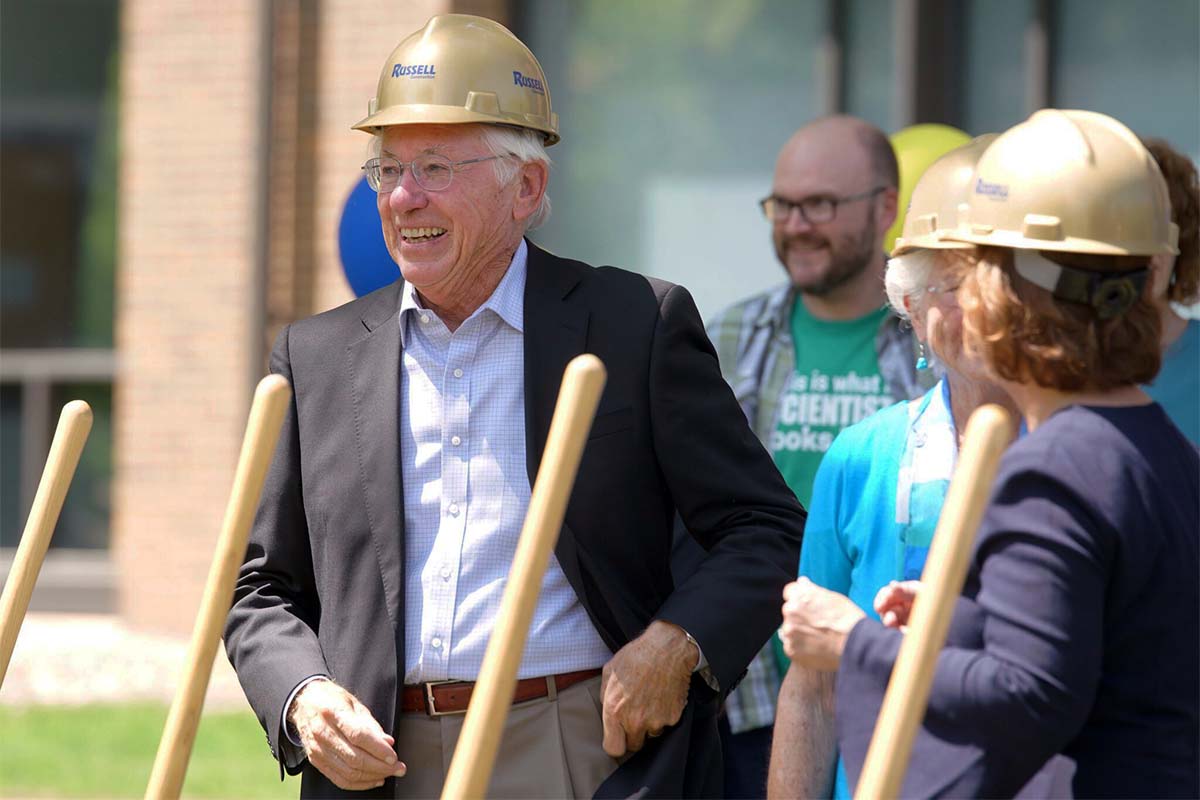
[398,240,612,683]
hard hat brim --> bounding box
[943,228,1178,257]
[891,233,976,257]
[351,104,560,146]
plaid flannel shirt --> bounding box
[707,282,934,733]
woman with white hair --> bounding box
[768,136,1022,799]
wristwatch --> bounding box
[682,629,702,672]
[682,628,720,691]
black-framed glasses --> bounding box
[362,153,503,193]
[759,186,885,225]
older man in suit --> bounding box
[224,14,803,799]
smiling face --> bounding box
[770,123,892,296]
[376,123,543,318]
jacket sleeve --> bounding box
[648,284,806,692]
[223,325,330,772]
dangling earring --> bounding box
[915,342,929,371]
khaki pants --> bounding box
[394,676,621,799]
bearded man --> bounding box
[688,115,934,799]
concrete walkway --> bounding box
[1,613,250,711]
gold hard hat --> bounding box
[352,14,560,145]
[945,109,1176,257]
[891,134,998,256]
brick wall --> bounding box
[114,0,267,633]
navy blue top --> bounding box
[836,403,1200,798]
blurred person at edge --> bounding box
[674,115,935,800]
[223,14,803,800]
[779,110,1199,798]
[1142,137,1199,445]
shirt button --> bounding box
[420,314,430,324]
[431,636,442,649]
[451,435,461,446]
[448,503,460,516]
[440,566,451,580]
[453,368,463,378]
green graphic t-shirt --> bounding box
[770,300,895,508]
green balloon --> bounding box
[886,124,973,253]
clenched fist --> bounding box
[779,577,866,671]
[601,621,697,757]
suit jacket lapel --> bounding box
[347,282,405,634]
[523,242,589,592]
[523,241,590,477]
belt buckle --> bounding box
[423,679,466,717]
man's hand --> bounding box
[288,680,407,790]
[600,621,696,757]
[779,577,866,671]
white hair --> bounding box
[884,248,938,319]
[369,125,553,230]
[479,126,553,230]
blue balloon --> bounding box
[338,175,400,297]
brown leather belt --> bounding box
[401,668,601,716]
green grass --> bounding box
[0,704,296,798]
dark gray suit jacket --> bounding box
[224,241,805,798]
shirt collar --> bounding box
[398,239,527,345]
[480,238,526,333]
[764,284,904,332]
[757,283,796,330]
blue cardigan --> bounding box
[795,389,929,800]
[799,397,912,619]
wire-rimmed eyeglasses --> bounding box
[923,278,963,296]
[759,186,885,225]
[362,153,503,193]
